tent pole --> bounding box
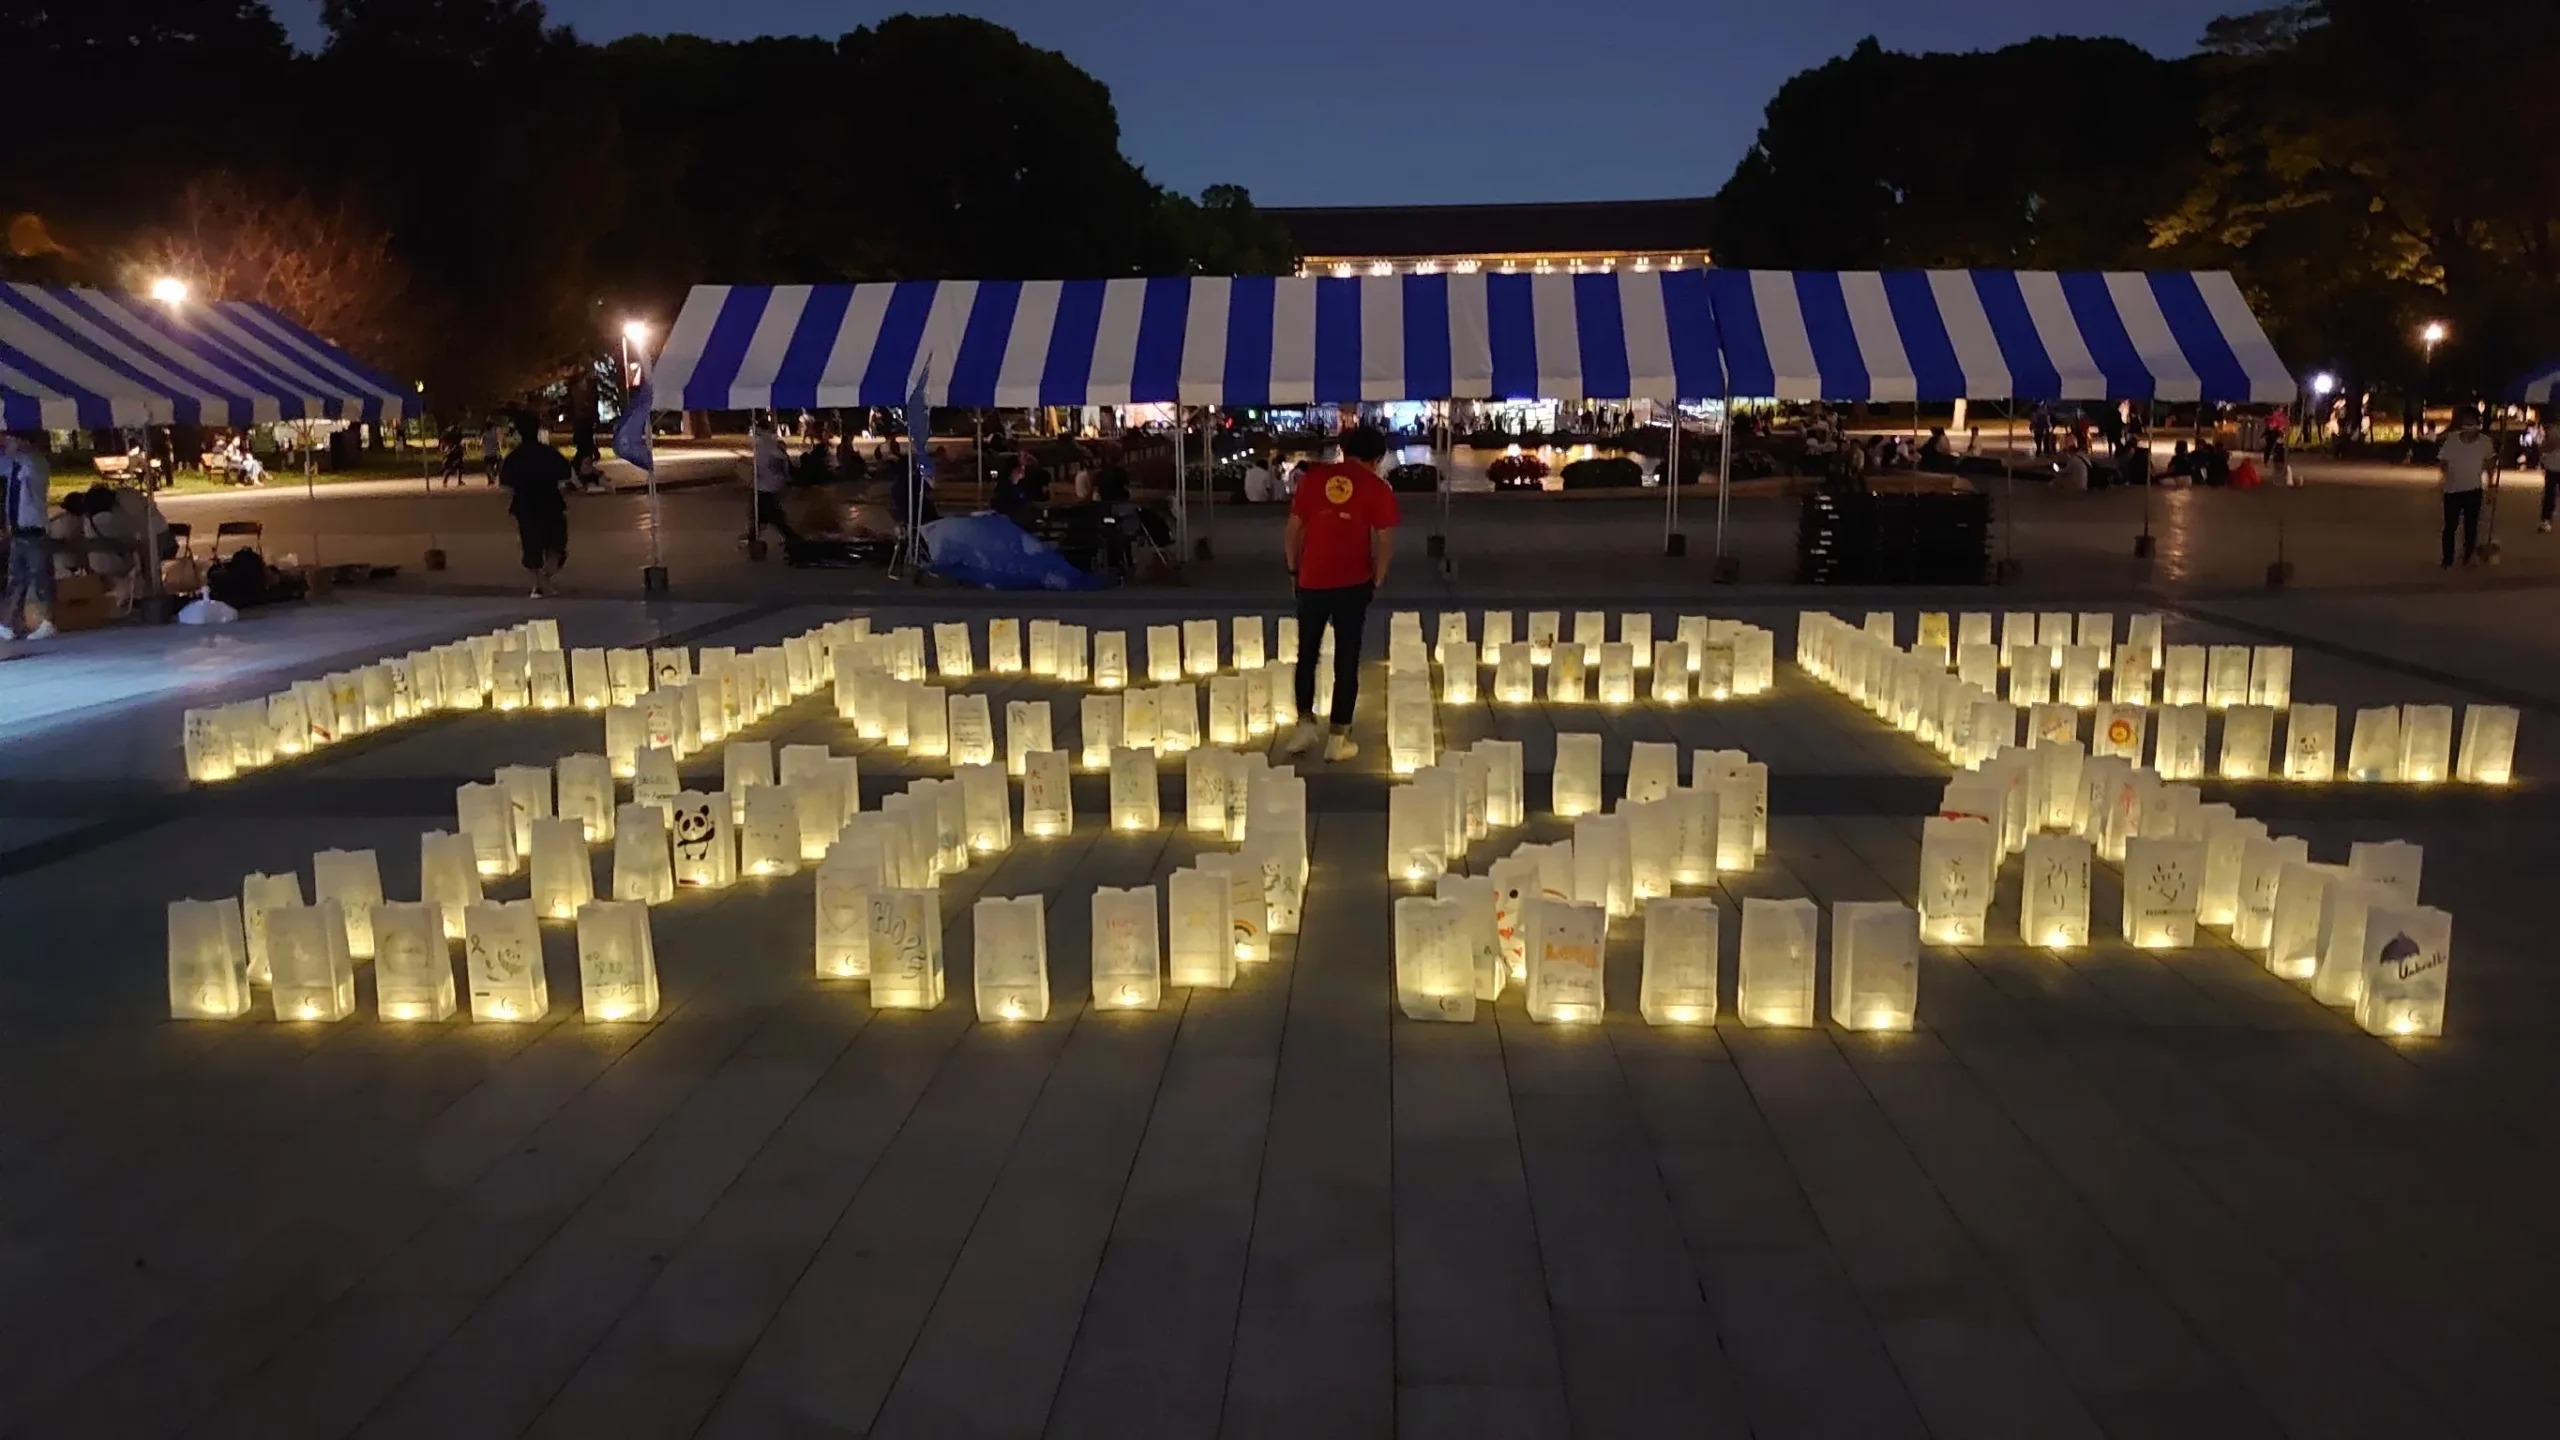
[1712,389,1734,582]
[1199,403,1217,561]
[1430,400,1450,563]
[1664,401,1684,556]
[1172,413,1186,562]
[2000,399,2019,583]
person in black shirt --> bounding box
[498,413,572,597]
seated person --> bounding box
[2057,447,2092,491]
[1241,458,1277,501]
[2165,440,2194,479]
[1918,427,1954,469]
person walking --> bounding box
[498,414,572,596]
[1,434,55,640]
[2436,407,2493,567]
[2538,415,2560,533]
[749,415,797,551]
[1281,425,1399,761]
[439,426,467,487]
[480,420,505,485]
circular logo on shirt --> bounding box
[1324,474,1355,505]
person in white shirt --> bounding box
[2435,408,2495,567]
[748,415,795,551]
[1,434,56,640]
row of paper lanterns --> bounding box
[1392,741,1823,1027]
[1799,613,2453,1039]
[1801,613,2518,786]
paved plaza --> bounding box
[2,581,2557,1439]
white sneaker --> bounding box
[25,622,53,640]
[0,624,15,640]
[1324,732,1360,762]
[1279,721,1322,757]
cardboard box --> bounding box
[51,572,111,632]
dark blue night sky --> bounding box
[279,1,2235,205]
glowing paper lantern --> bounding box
[1956,611,1995,655]
[2397,704,2453,784]
[1573,811,1633,918]
[2032,739,2085,832]
[1171,616,1214,677]
[1109,746,1160,831]
[1663,784,1715,886]
[2456,705,2519,784]
[1137,623,1177,683]
[1525,898,1605,1023]
[1158,867,1233,989]
[2028,611,2067,663]
[1186,747,1237,835]
[1552,732,1603,817]
[938,693,989,769]
[1656,643,1696,702]
[2112,648,2153,706]
[1918,816,1997,944]
[926,776,968,872]
[167,898,252,1019]
[2355,905,2451,1038]
[1968,700,2017,767]
[1022,749,1073,838]
[814,838,883,978]
[2199,812,2265,928]
[2267,860,2346,978]
[491,651,532,711]
[1388,780,1450,883]
[1056,623,1089,683]
[1623,741,1678,806]
[2090,702,2147,763]
[948,762,1006,856]
[181,709,237,782]
[1088,884,1162,1010]
[569,899,658,1022]
[2346,706,2401,782]
[931,621,973,679]
[2212,704,2271,780]
[2007,645,2053,705]
[1831,901,1919,1031]
[2120,837,2206,948]
[897,685,944,760]
[269,901,358,1022]
[520,816,590,920]
[1116,686,1159,751]
[1594,642,1636,706]
[2027,702,2079,750]
[2283,704,2337,782]
[668,790,737,889]
[2233,834,2307,950]
[1494,643,1534,704]
[1622,798,1677,901]
[1200,675,1243,745]
[1736,628,1776,694]
[1157,682,1200,754]
[1523,610,1559,666]
[1392,896,1474,1021]
[1737,897,1818,1027]
[493,763,551,856]
[461,903,544,1020]
[311,847,384,960]
[456,782,518,878]
[1242,667,1274,736]
[2057,645,2102,708]
[2310,880,2383,1008]
[1086,629,1127,691]
[867,888,945,1009]
[605,648,649,707]
[1386,682,1435,774]
[1474,738,1525,829]
[1220,614,1263,673]
[544,754,612,845]
[363,900,450,1022]
[1079,694,1122,770]
[976,617,1018,676]
[2017,833,2090,948]
[2153,704,2207,780]
[527,650,570,711]
[972,894,1049,1022]
[2162,645,2206,706]
[604,802,670,904]
[1628,895,1716,1025]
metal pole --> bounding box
[1201,402,1217,561]
[1713,389,1733,580]
[1171,412,1187,559]
[1663,402,1683,556]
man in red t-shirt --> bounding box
[1282,425,1399,760]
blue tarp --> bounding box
[921,513,1107,591]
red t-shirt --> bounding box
[1290,461,1399,589]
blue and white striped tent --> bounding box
[655,274,1724,409]
[651,268,2293,411]
[1703,269,2294,404]
[0,284,414,431]
[2505,361,2560,406]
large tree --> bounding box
[2151,0,2560,394]
[1714,36,2205,272]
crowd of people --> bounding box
[1,433,177,640]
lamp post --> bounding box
[2419,322,2447,442]
[620,319,666,590]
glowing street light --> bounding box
[2421,320,2448,351]
[2311,372,2337,397]
[149,276,190,305]
[621,319,651,347]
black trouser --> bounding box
[1294,581,1372,727]
[755,491,800,542]
[2542,472,2558,524]
[2442,490,2482,564]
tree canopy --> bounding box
[1714,3,2558,401]
[0,1,1293,410]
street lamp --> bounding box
[2418,321,2448,440]
[149,276,189,305]
[622,319,651,347]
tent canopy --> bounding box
[651,268,2294,411]
[1705,269,2295,405]
[0,283,413,432]
[655,273,1723,411]
[2506,361,2560,405]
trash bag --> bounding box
[177,596,240,625]
[921,514,1106,591]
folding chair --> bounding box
[213,520,262,558]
